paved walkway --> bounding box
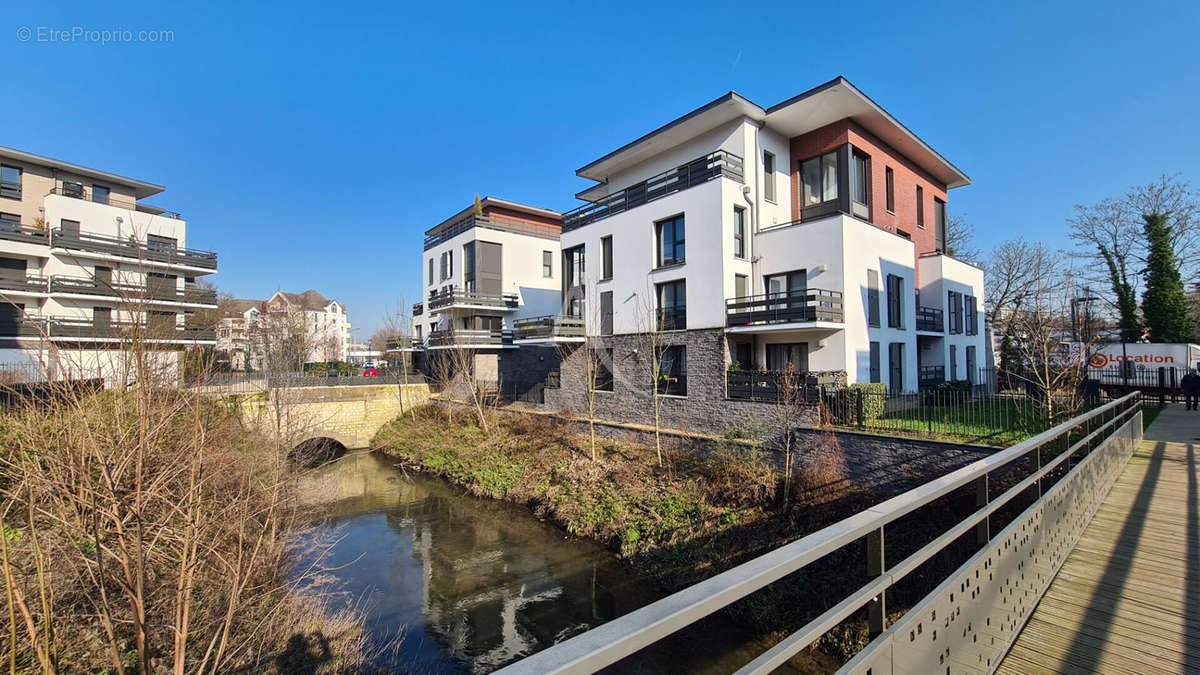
[998,404,1200,674]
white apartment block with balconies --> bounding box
[556,77,986,402]
[0,146,218,383]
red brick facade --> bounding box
[789,119,948,262]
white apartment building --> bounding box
[413,198,565,382]
[554,77,986,407]
[215,299,263,370]
[0,146,218,383]
[264,289,352,364]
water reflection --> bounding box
[293,451,794,674]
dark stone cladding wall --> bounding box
[535,327,821,435]
[497,345,561,395]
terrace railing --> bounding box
[48,186,182,219]
[562,150,744,232]
[513,315,585,341]
[0,274,48,294]
[725,288,843,327]
[42,317,215,342]
[496,393,1142,675]
[918,364,945,387]
[427,328,512,348]
[0,221,49,246]
[427,287,519,311]
[916,305,944,332]
[726,369,842,402]
[50,228,218,270]
[423,214,561,250]
[49,276,217,305]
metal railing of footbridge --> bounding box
[495,392,1143,674]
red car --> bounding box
[362,367,379,377]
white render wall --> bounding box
[918,254,987,381]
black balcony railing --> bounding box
[513,315,585,341]
[49,276,217,305]
[0,275,48,294]
[656,306,687,331]
[0,180,21,200]
[51,228,218,270]
[427,287,518,312]
[49,186,182,219]
[917,306,944,332]
[9,316,215,342]
[725,288,843,327]
[427,328,513,348]
[412,302,424,316]
[919,365,946,387]
[562,150,744,232]
[423,214,561,251]
[0,221,49,246]
[726,370,843,402]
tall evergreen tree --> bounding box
[1141,212,1193,342]
[1098,245,1142,341]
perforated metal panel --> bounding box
[841,412,1141,675]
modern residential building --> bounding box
[540,77,986,430]
[413,197,566,385]
[0,146,218,383]
[215,299,264,371]
[264,289,352,364]
[215,290,351,370]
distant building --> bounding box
[215,299,263,370]
[216,290,352,370]
[265,289,351,364]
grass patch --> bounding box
[1142,404,1164,429]
[854,398,1074,445]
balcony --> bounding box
[424,214,561,251]
[917,306,944,332]
[49,186,182,219]
[412,302,423,317]
[51,228,218,271]
[562,150,744,232]
[513,315,585,342]
[0,275,48,295]
[384,336,424,351]
[0,221,49,246]
[427,328,513,349]
[427,287,518,313]
[727,369,843,402]
[10,316,215,342]
[48,276,218,306]
[0,180,21,200]
[725,289,844,328]
[919,365,946,388]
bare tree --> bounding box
[253,306,315,443]
[944,213,980,264]
[380,299,417,421]
[633,285,672,468]
[774,363,810,505]
[984,238,1054,328]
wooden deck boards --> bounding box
[996,436,1200,674]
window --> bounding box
[657,279,686,330]
[563,245,585,317]
[885,167,895,213]
[886,274,904,329]
[950,345,958,380]
[600,291,613,335]
[733,207,746,259]
[656,215,685,267]
[415,325,422,340]
[447,250,453,278]
[92,185,110,205]
[801,151,839,206]
[966,346,977,385]
[867,269,881,328]
[888,342,904,392]
[593,348,614,391]
[935,198,947,253]
[766,343,808,372]
[601,236,613,280]
[869,341,881,383]
[542,250,553,278]
[966,295,978,335]
[916,186,925,228]
[0,166,21,200]
[0,212,19,231]
[734,274,748,300]
[656,345,686,396]
[948,291,963,334]
[439,252,447,281]
[850,150,870,218]
[763,151,776,202]
[428,258,434,286]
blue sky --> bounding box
[3,1,1198,336]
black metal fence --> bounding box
[186,369,425,395]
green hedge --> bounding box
[827,383,886,424]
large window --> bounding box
[657,279,686,330]
[763,151,776,202]
[601,235,613,280]
[733,207,746,259]
[0,165,21,200]
[593,348,614,391]
[428,258,434,286]
[801,151,838,206]
[656,345,686,397]
[563,245,585,317]
[850,150,870,218]
[965,295,978,335]
[600,290,613,335]
[92,185,110,205]
[542,250,553,278]
[656,215,685,267]
[948,291,963,334]
[935,198,947,253]
[885,166,895,213]
[886,273,904,329]
[867,269,881,328]
[916,186,925,228]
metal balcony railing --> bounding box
[0,180,21,200]
[412,302,423,317]
[0,221,49,246]
[427,287,518,312]
[9,316,215,342]
[512,315,585,341]
[562,150,745,232]
[916,305,944,332]
[918,365,946,387]
[51,228,218,270]
[423,214,561,251]
[49,185,182,219]
[0,275,48,294]
[49,276,218,305]
[726,370,843,402]
[427,328,512,348]
[725,288,844,327]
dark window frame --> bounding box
[733,206,746,259]
[934,198,947,253]
[656,344,687,397]
[948,291,964,334]
[850,149,871,219]
[869,341,881,383]
[600,235,613,280]
[599,290,613,335]
[916,185,925,229]
[655,214,685,268]
[763,151,776,202]
[965,295,978,335]
[92,184,110,205]
[867,269,881,328]
[542,250,553,278]
[886,273,905,329]
[0,165,22,200]
[593,347,614,392]
[885,166,895,213]
[656,279,686,331]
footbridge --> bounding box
[497,393,1177,674]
